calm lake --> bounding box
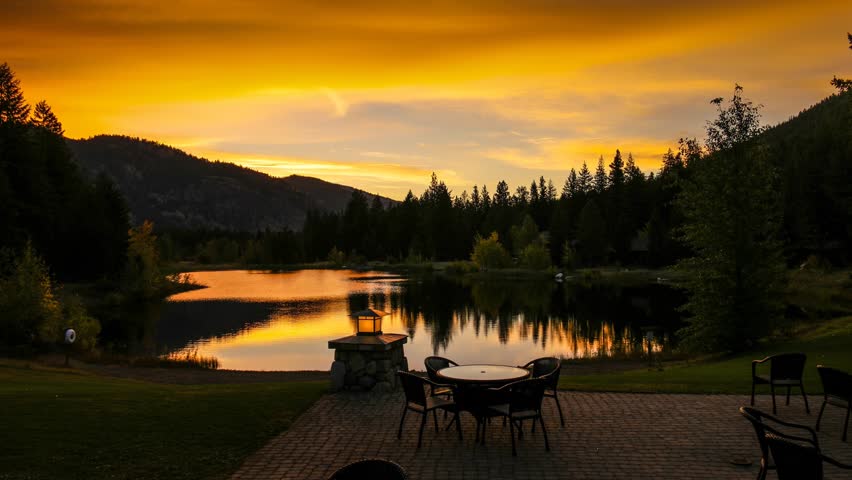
[133,269,684,371]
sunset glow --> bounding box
[4,0,850,198]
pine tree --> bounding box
[829,33,852,92]
[564,168,578,198]
[577,162,592,193]
[625,153,643,182]
[0,63,30,125]
[546,179,557,201]
[471,185,481,210]
[529,181,539,203]
[481,185,491,209]
[31,100,63,135]
[493,180,510,207]
[661,148,684,173]
[608,149,625,189]
[594,156,607,193]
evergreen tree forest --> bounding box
[157,88,852,272]
[0,63,130,283]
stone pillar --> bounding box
[328,333,408,392]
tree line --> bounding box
[0,63,174,351]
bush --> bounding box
[122,221,162,299]
[471,232,511,269]
[520,243,551,270]
[445,261,479,275]
[0,243,62,346]
[59,295,101,352]
[0,244,100,351]
[327,247,345,267]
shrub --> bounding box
[445,261,479,275]
[58,295,101,352]
[520,243,551,270]
[327,247,345,267]
[0,243,62,346]
[471,232,511,269]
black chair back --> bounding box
[397,371,427,408]
[529,357,561,390]
[424,356,457,383]
[328,459,408,480]
[507,378,547,414]
[740,406,771,462]
[817,365,852,401]
[770,353,806,381]
[765,434,823,480]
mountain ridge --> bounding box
[66,135,396,232]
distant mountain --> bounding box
[66,135,395,231]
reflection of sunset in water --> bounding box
[165,270,676,371]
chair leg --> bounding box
[771,385,777,414]
[816,401,827,431]
[509,417,517,457]
[532,417,536,433]
[844,406,850,442]
[433,410,439,432]
[800,384,809,414]
[418,413,427,448]
[397,407,408,439]
[786,386,791,406]
[455,412,463,441]
[751,380,756,406]
[539,416,550,452]
[481,418,487,446]
[554,392,565,427]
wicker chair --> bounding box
[816,365,852,442]
[740,406,827,480]
[765,431,852,479]
[486,378,550,456]
[396,371,461,447]
[424,356,458,398]
[521,357,564,426]
[751,353,809,414]
[327,459,408,480]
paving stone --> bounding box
[233,392,852,479]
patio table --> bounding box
[436,364,530,385]
[436,364,532,438]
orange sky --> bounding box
[3,0,850,199]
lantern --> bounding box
[351,308,389,336]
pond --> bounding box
[119,269,684,371]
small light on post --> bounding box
[351,308,389,336]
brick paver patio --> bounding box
[233,392,852,479]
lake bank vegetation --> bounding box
[0,63,200,359]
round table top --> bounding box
[436,364,530,384]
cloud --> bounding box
[2,0,850,198]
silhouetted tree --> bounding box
[0,63,30,124]
[676,85,786,352]
[30,100,63,135]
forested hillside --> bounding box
[302,91,852,267]
[67,136,394,231]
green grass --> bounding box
[560,316,852,394]
[0,362,326,480]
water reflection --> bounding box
[133,270,683,370]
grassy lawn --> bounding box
[560,315,852,394]
[0,362,326,480]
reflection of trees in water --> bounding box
[111,273,685,361]
[111,298,343,357]
[382,275,684,358]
